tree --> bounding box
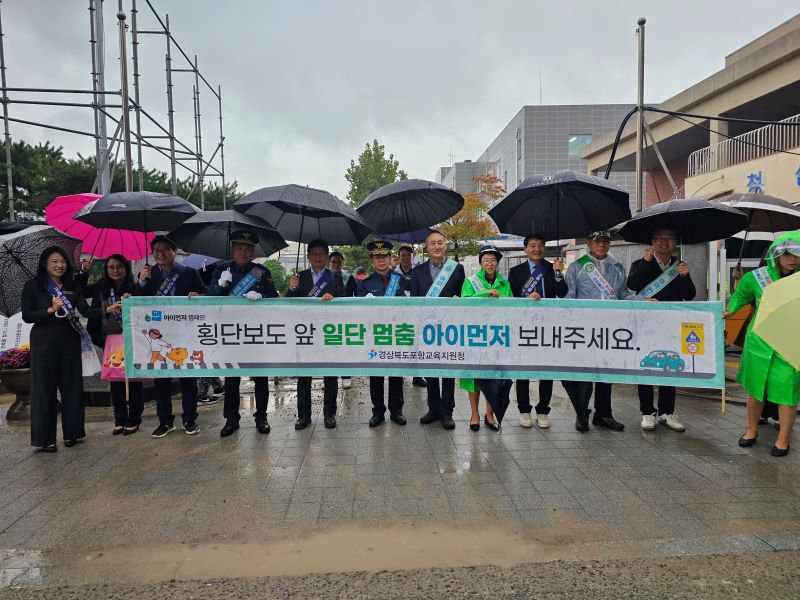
[440,173,503,260]
[344,139,407,208]
[263,259,288,295]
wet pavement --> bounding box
[0,377,798,595]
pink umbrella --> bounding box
[45,193,154,260]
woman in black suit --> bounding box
[21,247,102,452]
[90,254,144,435]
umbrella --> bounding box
[477,379,512,428]
[233,184,372,269]
[0,225,82,317]
[167,210,288,260]
[753,271,800,369]
[488,170,631,243]
[716,193,800,267]
[181,253,223,272]
[0,221,35,235]
[45,193,154,260]
[377,228,433,244]
[616,197,748,245]
[357,179,463,234]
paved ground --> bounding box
[0,376,798,597]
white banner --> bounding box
[123,297,724,388]
[0,313,32,352]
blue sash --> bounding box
[521,262,548,297]
[385,272,401,297]
[46,277,95,357]
[108,287,122,323]
[426,259,458,298]
[639,262,680,298]
[308,269,334,297]
[155,263,185,296]
[230,266,266,297]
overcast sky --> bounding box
[3,1,798,200]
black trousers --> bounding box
[516,379,553,415]
[638,385,676,415]
[425,377,455,417]
[562,381,614,419]
[369,376,403,417]
[154,378,198,426]
[110,380,144,426]
[224,376,269,421]
[30,331,84,447]
[297,376,338,418]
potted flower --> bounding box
[0,346,31,421]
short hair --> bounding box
[307,239,329,254]
[651,228,678,240]
[425,229,445,242]
[329,251,344,260]
[150,235,177,251]
[398,245,413,255]
[523,233,547,247]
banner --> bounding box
[123,297,725,388]
[0,313,32,352]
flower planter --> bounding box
[0,368,31,421]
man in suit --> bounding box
[410,229,465,430]
[287,239,345,430]
[627,228,695,433]
[329,251,358,297]
[357,240,408,428]
[507,233,567,429]
[136,235,206,438]
[206,230,279,437]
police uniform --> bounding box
[357,241,408,427]
[207,230,278,437]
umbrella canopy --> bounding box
[488,170,631,240]
[233,184,372,245]
[167,210,288,260]
[616,198,748,244]
[717,193,800,233]
[0,221,35,235]
[357,179,463,234]
[74,191,199,232]
[753,271,800,369]
[45,193,154,260]
[0,225,82,317]
[377,228,433,244]
[477,379,513,426]
[181,253,224,272]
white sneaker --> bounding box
[341,378,352,389]
[536,414,551,429]
[659,413,686,432]
[641,413,657,431]
[519,413,533,428]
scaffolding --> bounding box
[0,0,227,220]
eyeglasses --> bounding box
[653,237,677,242]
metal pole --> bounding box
[0,0,14,220]
[193,55,204,210]
[117,3,133,191]
[635,17,646,213]
[89,0,102,190]
[131,0,144,190]
[95,0,110,194]
[218,84,226,209]
[164,14,176,195]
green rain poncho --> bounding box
[727,230,800,406]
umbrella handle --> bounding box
[295,212,305,272]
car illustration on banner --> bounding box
[639,350,686,372]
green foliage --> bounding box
[344,139,407,208]
[0,139,243,220]
[263,259,288,295]
[332,242,374,275]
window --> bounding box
[567,134,593,157]
[516,129,522,160]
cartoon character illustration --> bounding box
[167,347,189,367]
[142,328,171,364]
[640,350,686,372]
[103,347,125,369]
[190,350,205,364]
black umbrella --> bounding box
[716,193,800,267]
[616,198,748,245]
[0,225,82,317]
[488,170,631,243]
[477,379,513,428]
[233,184,372,270]
[0,221,36,235]
[167,210,288,260]
[377,228,433,244]
[357,179,463,234]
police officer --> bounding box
[287,239,345,430]
[357,241,408,428]
[206,230,278,437]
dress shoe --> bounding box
[324,415,337,429]
[64,439,78,448]
[256,419,271,434]
[122,425,139,436]
[771,444,789,457]
[592,415,625,431]
[390,413,407,426]
[469,422,480,432]
[295,416,312,430]
[738,435,758,447]
[219,419,240,438]
[483,416,499,432]
[441,415,456,430]
[112,426,124,436]
[412,377,427,387]
[575,415,590,432]
[369,415,385,428]
[419,411,440,425]
[43,444,57,453]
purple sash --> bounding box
[308,269,334,297]
[521,262,548,296]
[155,263,185,296]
